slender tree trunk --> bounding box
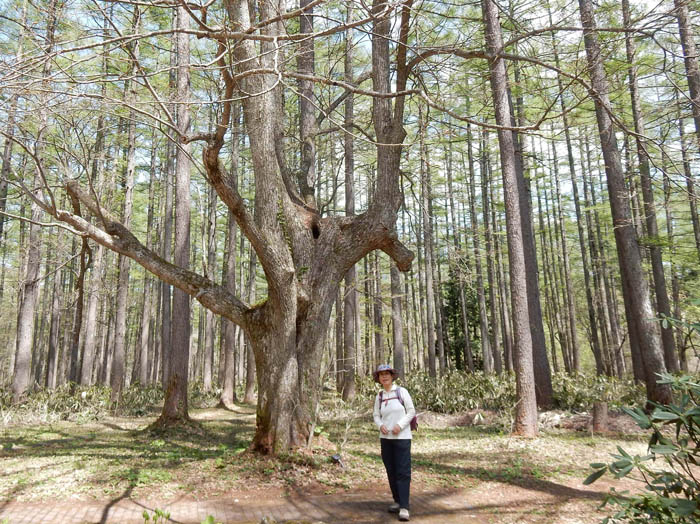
[135,135,158,386]
[13,0,58,402]
[46,259,62,389]
[220,103,241,408]
[341,7,357,398]
[419,110,437,377]
[468,125,497,373]
[69,232,89,384]
[203,184,218,391]
[445,137,475,371]
[509,59,553,406]
[391,263,405,378]
[220,209,239,408]
[490,157,514,372]
[155,4,192,424]
[243,250,257,404]
[677,110,700,258]
[373,253,384,364]
[110,7,141,402]
[536,165,567,372]
[548,134,580,371]
[663,169,686,370]
[159,15,177,387]
[482,0,537,435]
[482,131,509,372]
[623,0,678,373]
[547,5,604,375]
[0,0,28,241]
[673,0,700,150]
[578,0,671,403]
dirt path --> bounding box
[0,476,623,524]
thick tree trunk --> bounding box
[578,0,671,404]
[482,0,537,436]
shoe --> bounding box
[398,508,410,521]
[388,502,400,513]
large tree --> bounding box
[35,0,414,453]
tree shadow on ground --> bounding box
[0,410,257,501]
[354,447,606,502]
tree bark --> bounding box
[673,0,700,150]
[468,125,497,373]
[391,263,405,379]
[110,7,140,402]
[341,3,357,399]
[482,0,537,436]
[578,0,671,403]
[155,3,192,424]
[419,109,437,377]
[203,184,218,391]
[12,0,58,402]
[622,0,678,373]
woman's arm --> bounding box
[373,393,383,428]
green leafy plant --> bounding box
[142,508,170,523]
[358,370,642,415]
[552,372,644,412]
[584,374,700,523]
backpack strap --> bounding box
[396,387,405,408]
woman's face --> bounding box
[378,370,393,387]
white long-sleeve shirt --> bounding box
[373,384,416,440]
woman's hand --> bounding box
[380,425,390,435]
[391,425,401,435]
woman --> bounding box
[372,364,415,522]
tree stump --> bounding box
[592,401,608,433]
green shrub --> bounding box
[0,380,227,423]
[359,370,642,415]
[552,372,644,412]
[584,374,700,523]
[360,370,516,413]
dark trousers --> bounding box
[380,438,411,509]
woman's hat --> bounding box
[373,364,399,382]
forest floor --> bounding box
[0,402,651,523]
